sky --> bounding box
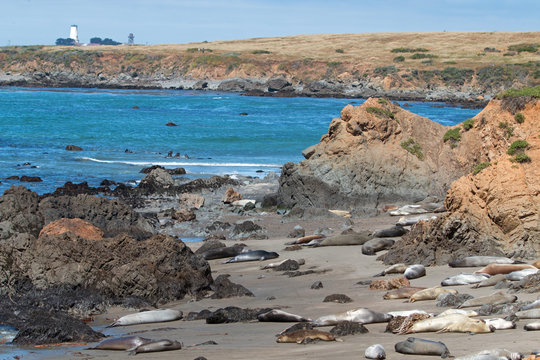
[0,0,538,46]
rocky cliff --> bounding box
[278,97,480,213]
[382,93,540,263]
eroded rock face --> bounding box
[382,98,540,263]
[278,98,472,213]
[38,218,104,241]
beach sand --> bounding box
[33,212,539,360]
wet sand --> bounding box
[32,212,539,360]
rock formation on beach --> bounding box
[383,94,540,264]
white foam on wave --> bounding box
[79,157,282,168]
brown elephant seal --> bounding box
[286,234,324,245]
[257,309,311,322]
[383,287,426,300]
[318,231,373,247]
[449,256,516,268]
[129,339,182,354]
[313,307,392,326]
[409,287,457,302]
[200,244,247,260]
[458,291,517,308]
[471,274,507,288]
[395,337,450,358]
[403,314,493,334]
[107,309,182,327]
[404,264,426,280]
[374,263,408,277]
[475,263,536,275]
[365,344,386,359]
[276,329,342,343]
[362,238,395,255]
[373,226,408,238]
[89,336,152,350]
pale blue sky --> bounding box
[1,0,538,46]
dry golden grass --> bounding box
[59,31,540,69]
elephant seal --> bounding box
[515,309,540,319]
[396,215,436,226]
[475,263,536,275]
[286,234,324,245]
[257,309,311,322]
[524,321,540,331]
[395,337,450,358]
[471,274,506,288]
[483,318,516,330]
[107,309,182,327]
[221,250,279,263]
[387,310,430,317]
[365,344,386,359]
[313,307,392,326]
[409,287,458,302]
[373,226,408,238]
[276,329,341,343]
[404,264,426,280]
[455,349,523,360]
[362,238,395,255]
[390,205,428,216]
[458,291,517,308]
[129,339,182,354]
[520,298,540,311]
[449,256,516,268]
[505,268,539,281]
[403,314,493,334]
[89,336,152,350]
[200,244,247,260]
[383,287,426,300]
[437,309,478,317]
[441,273,490,286]
[318,231,373,247]
[261,258,305,270]
[374,263,408,277]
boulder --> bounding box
[38,218,103,241]
[223,187,242,204]
[210,274,254,299]
[65,145,83,151]
[20,176,42,182]
[172,209,196,222]
[138,168,175,193]
[230,220,268,240]
[0,186,43,239]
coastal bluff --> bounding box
[278,97,477,213]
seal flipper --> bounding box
[373,271,385,277]
[105,321,118,328]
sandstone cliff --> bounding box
[382,95,540,263]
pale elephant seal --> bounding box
[515,309,540,319]
[373,226,408,238]
[374,263,408,277]
[455,349,523,360]
[221,250,279,263]
[200,244,247,260]
[318,231,373,247]
[313,307,392,326]
[437,309,478,317]
[404,264,426,279]
[458,291,517,308]
[524,321,540,331]
[107,309,182,327]
[276,329,341,343]
[483,318,516,330]
[475,263,536,275]
[365,344,386,359]
[387,310,430,317]
[390,205,428,216]
[395,337,450,358]
[449,256,516,268]
[441,273,490,286]
[129,339,182,354]
[383,286,426,300]
[396,215,436,226]
[89,336,152,350]
[403,314,493,334]
[257,309,311,322]
[520,298,540,311]
[409,287,457,302]
[472,274,507,288]
[505,268,539,281]
[362,238,395,255]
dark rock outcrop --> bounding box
[205,307,273,324]
[210,274,254,299]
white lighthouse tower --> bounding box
[69,25,79,43]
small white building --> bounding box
[69,25,79,43]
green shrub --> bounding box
[335,48,344,53]
[463,118,474,130]
[410,53,437,60]
[440,67,474,86]
[497,86,540,99]
[393,56,405,63]
[252,50,271,54]
[499,121,514,138]
[507,140,529,155]
[373,65,397,76]
[472,162,491,175]
[327,61,342,68]
[443,127,461,142]
[443,61,457,65]
[514,112,525,123]
[377,98,389,104]
[366,107,395,119]
[511,153,531,163]
[391,48,429,53]
[508,43,539,53]
[400,138,424,160]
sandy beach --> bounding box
[25,211,538,360]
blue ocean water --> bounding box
[0,87,480,195]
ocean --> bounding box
[0,87,480,195]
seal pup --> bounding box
[129,339,182,354]
[89,336,152,350]
[383,287,426,300]
[403,314,493,334]
[373,226,408,238]
[276,329,342,343]
[365,344,386,359]
[483,318,516,330]
[107,309,182,327]
[409,287,458,302]
[313,307,392,326]
[404,264,426,279]
[261,258,305,270]
[257,309,311,322]
[524,321,540,331]
[395,337,450,358]
[201,244,247,260]
[515,309,540,319]
[374,263,408,277]
[505,268,539,281]
[285,234,323,245]
[458,291,517,308]
[449,256,516,268]
[221,250,279,264]
[475,263,536,275]
[472,274,507,289]
[362,238,395,255]
[441,273,490,286]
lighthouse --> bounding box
[69,25,79,43]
